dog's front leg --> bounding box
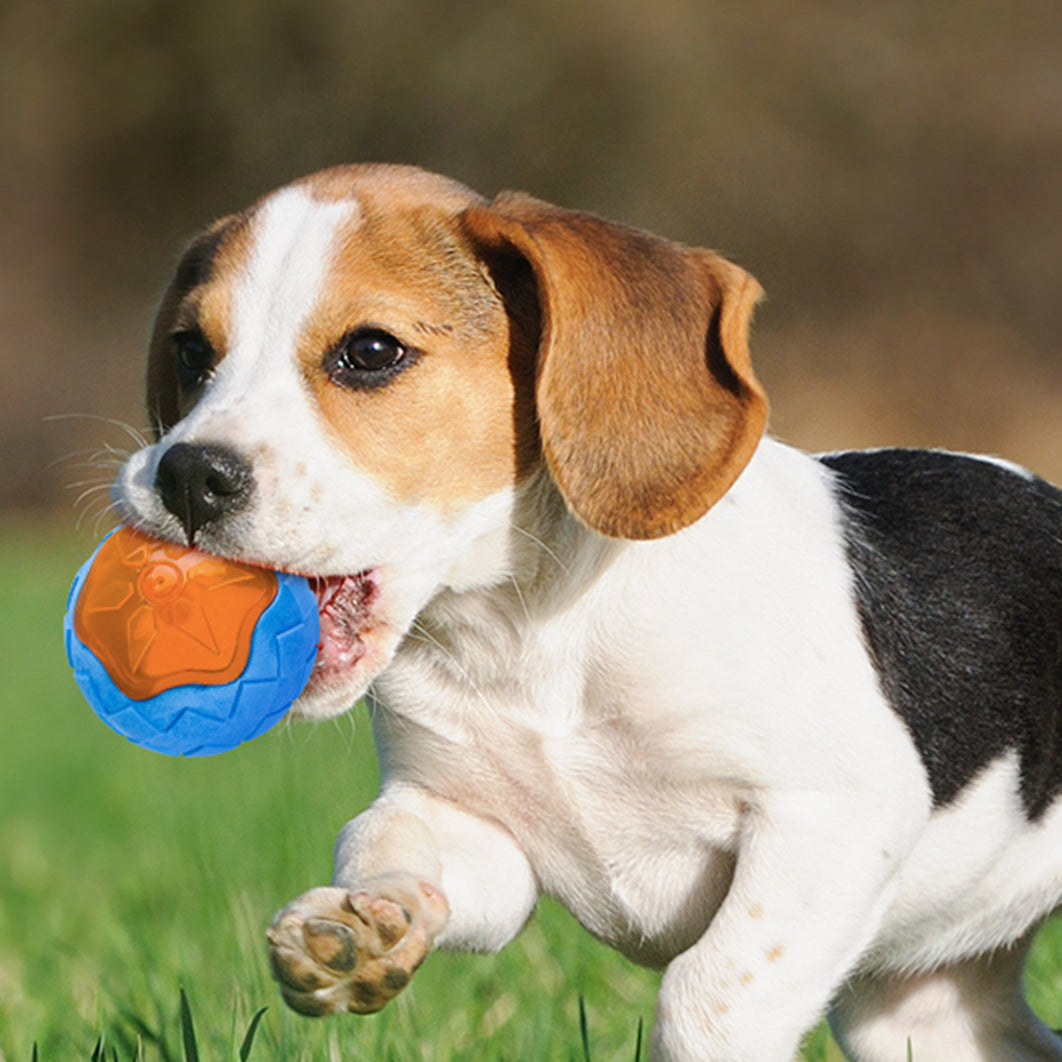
[651,793,915,1062]
[267,783,538,1016]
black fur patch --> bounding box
[819,449,1062,818]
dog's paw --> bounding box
[266,878,449,1016]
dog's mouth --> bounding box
[306,572,379,683]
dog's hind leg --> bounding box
[829,932,1062,1062]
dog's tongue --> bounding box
[308,574,375,673]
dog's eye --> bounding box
[172,329,214,389]
[328,328,414,390]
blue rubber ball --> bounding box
[64,528,320,757]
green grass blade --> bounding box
[633,1016,644,1062]
[579,995,591,1062]
[31,1043,38,1062]
[91,1034,105,1062]
[115,1005,174,1062]
[238,1007,268,1061]
[178,989,200,1062]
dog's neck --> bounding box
[434,469,618,600]
[392,468,620,689]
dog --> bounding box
[113,163,1062,1061]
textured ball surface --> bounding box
[64,527,319,756]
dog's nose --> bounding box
[154,442,253,544]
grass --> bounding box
[2,519,1061,1061]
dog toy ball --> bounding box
[63,526,319,756]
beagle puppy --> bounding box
[113,164,1062,1062]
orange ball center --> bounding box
[74,527,278,700]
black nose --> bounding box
[154,442,253,544]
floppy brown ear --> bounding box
[462,193,768,540]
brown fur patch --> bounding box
[301,193,540,511]
[296,164,484,214]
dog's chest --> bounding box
[375,653,744,965]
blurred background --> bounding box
[2,0,1061,517]
[1,4,1061,1056]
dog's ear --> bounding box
[461,193,768,540]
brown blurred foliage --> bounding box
[2,0,1060,514]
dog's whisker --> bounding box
[71,491,120,536]
[406,619,494,714]
[506,573,533,626]
[510,523,573,578]
[46,416,147,523]
[47,448,128,474]
[65,476,118,492]
[89,503,121,539]
[74,486,115,515]
[63,461,125,478]
[68,476,112,499]
[71,483,114,511]
[44,412,151,450]
[67,474,118,515]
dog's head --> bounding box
[114,164,767,718]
